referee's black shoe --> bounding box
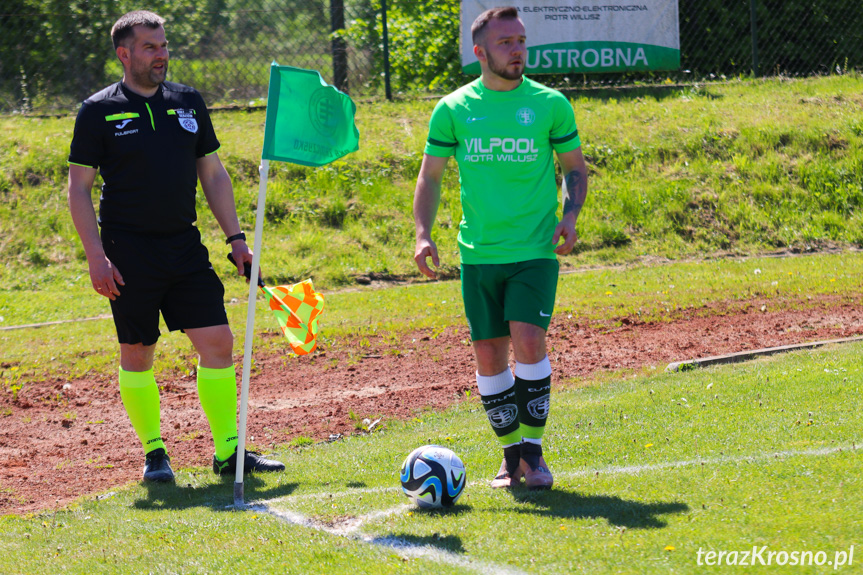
[213,447,285,476]
[143,448,175,483]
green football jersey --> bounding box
[424,77,581,264]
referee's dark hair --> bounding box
[471,6,520,46]
[111,10,166,50]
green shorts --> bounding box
[461,259,559,341]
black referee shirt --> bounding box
[68,81,220,236]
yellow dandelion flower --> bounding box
[645,443,653,448]
[664,545,675,551]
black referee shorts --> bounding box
[101,227,228,346]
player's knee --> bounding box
[511,331,547,364]
[119,343,156,372]
[214,330,234,357]
[192,327,234,365]
[473,339,509,374]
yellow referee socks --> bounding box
[119,368,166,455]
[197,365,239,461]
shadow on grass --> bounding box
[134,474,298,511]
[411,504,473,518]
[511,488,688,529]
[371,532,466,554]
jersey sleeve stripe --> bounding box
[104,113,140,121]
[427,137,457,148]
[204,146,221,157]
[550,130,579,145]
[68,161,97,169]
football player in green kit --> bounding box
[413,6,588,489]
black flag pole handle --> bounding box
[227,253,265,287]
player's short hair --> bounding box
[111,10,165,50]
[471,6,520,45]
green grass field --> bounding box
[1,75,862,572]
[1,342,859,574]
[1,75,861,291]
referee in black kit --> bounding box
[67,10,283,482]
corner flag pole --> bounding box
[232,62,359,507]
[234,158,270,506]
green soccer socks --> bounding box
[477,369,522,447]
[197,365,239,461]
[119,368,166,455]
[514,356,552,444]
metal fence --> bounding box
[1,0,861,115]
[0,0,381,114]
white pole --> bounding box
[234,158,270,506]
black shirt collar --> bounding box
[119,81,164,104]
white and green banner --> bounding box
[461,1,680,74]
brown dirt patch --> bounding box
[2,294,862,515]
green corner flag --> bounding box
[236,63,359,505]
[262,63,360,166]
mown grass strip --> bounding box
[2,342,859,574]
[2,75,861,291]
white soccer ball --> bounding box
[400,445,466,509]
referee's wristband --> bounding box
[225,232,246,244]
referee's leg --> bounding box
[118,342,174,482]
[187,325,240,462]
[120,343,156,371]
[186,325,233,369]
[187,325,286,475]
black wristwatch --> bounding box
[226,232,246,244]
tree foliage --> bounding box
[347,0,465,92]
[1,0,861,111]
[1,0,227,109]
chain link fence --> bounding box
[1,0,861,115]
[0,0,381,114]
[679,0,862,79]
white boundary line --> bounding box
[264,442,860,504]
[250,503,531,575]
[557,443,859,480]
[243,443,857,574]
[0,314,113,331]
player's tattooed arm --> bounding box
[563,167,587,221]
[557,147,588,222]
[552,148,588,255]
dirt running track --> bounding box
[2,294,862,515]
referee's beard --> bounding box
[129,60,168,91]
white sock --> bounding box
[475,368,514,396]
[514,355,552,380]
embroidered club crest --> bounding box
[516,107,535,126]
[177,109,198,133]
